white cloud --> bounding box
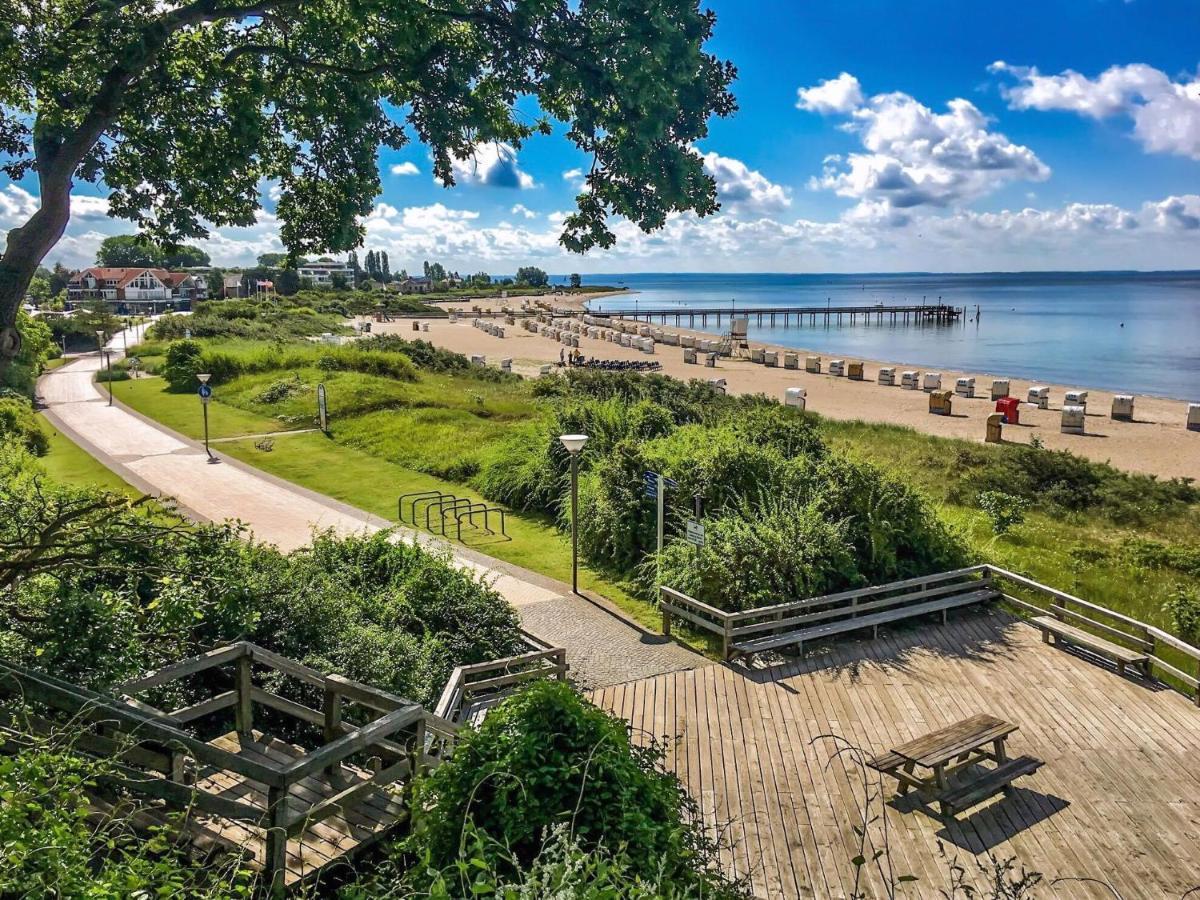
[799,76,1049,218]
[0,185,38,226]
[511,203,537,219]
[390,161,420,176]
[1147,194,1200,231]
[797,72,864,114]
[449,143,535,189]
[991,61,1200,160]
[701,151,792,214]
[562,168,590,193]
[70,194,111,220]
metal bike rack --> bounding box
[399,490,451,523]
[427,496,477,534]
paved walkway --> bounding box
[37,333,702,689]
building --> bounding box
[222,274,244,298]
[296,260,354,288]
[66,267,208,313]
[397,276,433,294]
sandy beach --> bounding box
[359,314,1200,482]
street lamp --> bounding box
[559,433,589,594]
[197,373,215,461]
[95,330,113,406]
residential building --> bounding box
[397,276,433,294]
[296,260,354,288]
[66,267,208,313]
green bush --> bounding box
[0,742,252,897]
[978,490,1028,535]
[1163,586,1200,644]
[162,339,206,391]
[2,444,523,706]
[0,395,48,455]
[357,334,516,382]
[651,498,862,611]
[405,681,742,897]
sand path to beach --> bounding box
[364,315,1200,483]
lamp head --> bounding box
[196,373,211,385]
[558,433,589,455]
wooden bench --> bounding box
[1032,615,1149,677]
[937,755,1043,817]
[733,588,996,657]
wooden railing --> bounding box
[662,565,993,658]
[435,631,568,727]
[0,642,458,892]
[984,565,1200,706]
[660,564,1200,705]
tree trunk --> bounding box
[0,167,74,362]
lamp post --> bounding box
[197,373,214,460]
[95,330,113,406]
[559,433,589,594]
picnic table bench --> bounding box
[868,714,1043,817]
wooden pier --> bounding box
[590,302,963,328]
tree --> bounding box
[365,250,379,281]
[0,1,734,366]
[48,262,72,297]
[95,235,165,268]
[275,267,301,296]
[424,261,447,282]
[516,266,549,287]
[471,272,491,287]
[330,271,348,290]
[74,300,120,344]
[257,252,288,268]
[163,244,211,268]
[26,275,51,305]
[569,273,582,288]
[380,250,391,282]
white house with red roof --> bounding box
[66,267,208,313]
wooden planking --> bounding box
[592,609,1200,899]
[194,731,410,887]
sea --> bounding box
[578,272,1200,401]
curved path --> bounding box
[37,332,702,689]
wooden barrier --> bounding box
[435,632,568,727]
[660,565,1200,706]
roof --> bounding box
[69,266,196,288]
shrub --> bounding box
[162,339,206,391]
[0,395,48,455]
[357,334,515,382]
[978,490,1029,535]
[651,498,862,612]
[253,375,306,404]
[1163,586,1200,644]
[405,681,741,897]
[474,421,564,513]
[0,742,251,897]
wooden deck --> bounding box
[592,608,1200,898]
[191,731,409,888]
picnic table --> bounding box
[869,714,1043,817]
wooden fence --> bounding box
[435,631,568,727]
[661,564,1200,705]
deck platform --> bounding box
[592,609,1200,898]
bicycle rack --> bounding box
[399,490,450,523]
[427,496,477,534]
[397,491,510,541]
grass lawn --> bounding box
[118,376,299,439]
[37,421,142,497]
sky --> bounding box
[3,0,1199,274]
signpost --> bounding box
[197,375,214,460]
[643,471,678,555]
[317,383,328,433]
[685,520,706,547]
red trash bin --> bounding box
[996,397,1020,425]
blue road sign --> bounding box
[198,383,213,400]
[643,471,677,498]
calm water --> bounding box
[583,272,1200,400]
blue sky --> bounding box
[3,0,1198,273]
